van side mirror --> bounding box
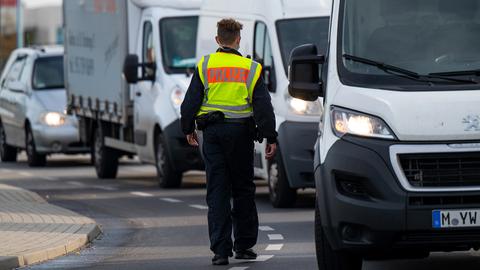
[288,44,325,101]
[8,81,27,93]
[123,54,156,84]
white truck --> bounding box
[64,0,204,187]
[197,0,331,207]
[289,0,480,269]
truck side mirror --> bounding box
[123,54,156,84]
[288,44,325,101]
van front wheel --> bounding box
[268,150,297,208]
[155,132,182,188]
[315,199,363,270]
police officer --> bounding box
[181,18,277,266]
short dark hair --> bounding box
[217,18,243,45]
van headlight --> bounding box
[171,87,186,108]
[331,107,396,140]
[42,112,66,127]
[286,95,322,115]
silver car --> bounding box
[0,46,88,166]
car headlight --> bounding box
[171,87,186,109]
[286,94,322,115]
[42,112,66,127]
[331,107,396,140]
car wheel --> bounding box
[0,122,17,162]
[93,125,118,179]
[26,126,46,167]
[268,150,297,208]
[155,132,182,188]
[315,199,363,270]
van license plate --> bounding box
[432,210,480,228]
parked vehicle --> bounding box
[289,0,480,269]
[197,0,332,207]
[64,0,203,186]
[0,46,88,166]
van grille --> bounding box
[399,152,480,188]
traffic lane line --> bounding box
[130,191,154,197]
[267,234,284,240]
[251,255,275,262]
[265,244,284,251]
[229,267,249,270]
[259,226,274,231]
[190,204,208,210]
[161,198,183,203]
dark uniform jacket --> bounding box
[180,47,278,143]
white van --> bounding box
[64,0,204,187]
[197,0,332,207]
[289,0,480,269]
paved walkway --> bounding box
[0,184,100,270]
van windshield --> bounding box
[277,17,329,75]
[160,16,198,74]
[32,56,64,90]
[340,0,480,89]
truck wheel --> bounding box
[268,150,297,208]
[0,122,17,162]
[26,126,46,167]
[315,199,363,270]
[93,125,118,179]
[155,132,182,188]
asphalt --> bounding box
[0,155,479,270]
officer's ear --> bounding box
[215,36,221,46]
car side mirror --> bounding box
[288,44,325,101]
[8,81,27,93]
[123,54,157,84]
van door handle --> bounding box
[136,92,142,97]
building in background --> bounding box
[0,0,62,71]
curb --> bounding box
[0,224,101,270]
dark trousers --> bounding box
[202,122,258,257]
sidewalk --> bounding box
[0,184,101,270]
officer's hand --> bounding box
[265,143,277,160]
[187,132,199,147]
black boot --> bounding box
[212,254,229,265]
[235,249,257,260]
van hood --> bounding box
[33,89,67,112]
[334,86,480,141]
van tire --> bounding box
[93,125,118,179]
[268,150,297,208]
[0,122,17,162]
[155,132,182,188]
[315,199,363,270]
[26,126,46,167]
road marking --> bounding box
[93,185,118,191]
[268,234,284,241]
[190,204,208,210]
[229,267,249,270]
[265,244,284,251]
[0,169,12,173]
[41,176,58,181]
[161,198,182,203]
[259,226,274,231]
[67,181,85,187]
[18,172,32,177]
[130,191,154,197]
[252,255,274,262]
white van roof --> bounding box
[201,0,331,19]
[130,0,201,10]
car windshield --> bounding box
[340,0,480,88]
[160,16,198,74]
[32,56,64,90]
[277,17,330,74]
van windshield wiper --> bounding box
[343,54,477,85]
[429,69,480,77]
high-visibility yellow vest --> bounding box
[196,52,262,119]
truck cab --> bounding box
[65,0,203,187]
[197,0,331,207]
[289,0,480,269]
